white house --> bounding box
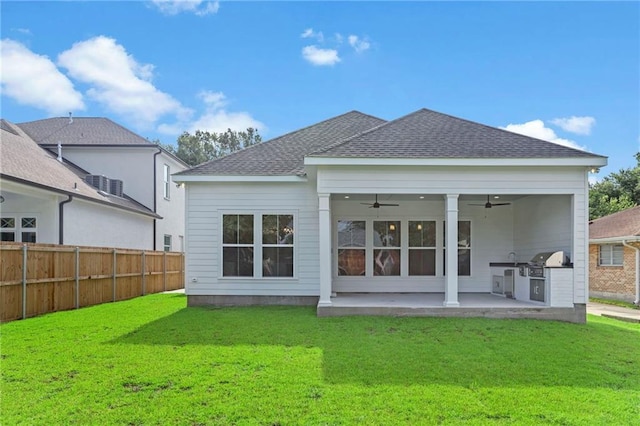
[15,117,187,251]
[0,119,159,249]
[173,109,607,322]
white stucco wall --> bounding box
[184,181,320,296]
[55,146,155,209]
[0,183,59,244]
[63,199,154,249]
[156,153,186,252]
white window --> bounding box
[337,220,366,276]
[599,244,623,266]
[163,234,172,252]
[1,216,37,243]
[373,220,401,276]
[222,214,255,277]
[408,221,436,276]
[262,215,294,277]
[163,164,170,199]
[221,214,295,278]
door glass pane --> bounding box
[21,218,36,228]
[409,249,436,276]
[373,221,401,247]
[338,249,365,276]
[374,249,400,276]
[338,221,366,247]
[409,221,435,247]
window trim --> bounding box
[163,164,170,200]
[219,211,298,280]
[598,244,624,266]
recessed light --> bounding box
[344,195,350,199]
[419,196,425,199]
[493,196,500,199]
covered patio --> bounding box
[317,292,585,322]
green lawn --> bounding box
[1,294,639,425]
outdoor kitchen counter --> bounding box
[489,262,530,267]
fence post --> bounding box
[112,249,117,302]
[75,247,80,309]
[163,251,167,291]
[22,244,27,319]
[141,251,146,296]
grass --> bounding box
[1,294,639,425]
[590,297,639,310]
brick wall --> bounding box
[589,242,639,302]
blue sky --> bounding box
[1,1,638,176]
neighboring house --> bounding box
[589,206,640,304]
[0,119,160,249]
[173,108,607,322]
[15,117,187,251]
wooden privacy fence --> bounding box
[0,242,184,322]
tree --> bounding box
[160,128,262,167]
[589,152,640,220]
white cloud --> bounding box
[301,45,340,66]
[501,120,587,151]
[57,36,190,127]
[0,39,85,114]
[348,35,370,53]
[335,33,344,44]
[301,28,324,43]
[158,91,264,135]
[550,116,596,135]
[151,0,219,16]
[14,28,32,35]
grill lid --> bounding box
[530,251,569,267]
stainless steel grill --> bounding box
[528,251,569,278]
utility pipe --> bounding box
[152,148,162,251]
[621,240,640,305]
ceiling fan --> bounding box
[469,195,511,209]
[361,194,399,209]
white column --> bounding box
[444,194,460,307]
[318,193,332,306]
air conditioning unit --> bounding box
[109,179,124,197]
[85,175,109,192]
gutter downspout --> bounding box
[152,148,162,251]
[622,240,640,305]
[59,195,73,244]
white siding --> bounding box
[64,199,154,249]
[318,166,586,194]
[548,268,575,307]
[185,181,320,296]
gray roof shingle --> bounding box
[590,206,640,240]
[176,111,386,176]
[17,117,154,146]
[1,120,159,218]
[310,108,605,159]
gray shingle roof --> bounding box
[590,206,640,239]
[177,111,386,176]
[310,108,605,159]
[1,120,159,218]
[17,117,154,146]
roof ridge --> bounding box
[308,108,426,156]
[181,110,385,174]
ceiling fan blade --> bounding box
[468,203,485,206]
[360,203,372,205]
[378,203,400,206]
[492,203,511,206]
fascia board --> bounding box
[303,157,608,167]
[172,175,308,183]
